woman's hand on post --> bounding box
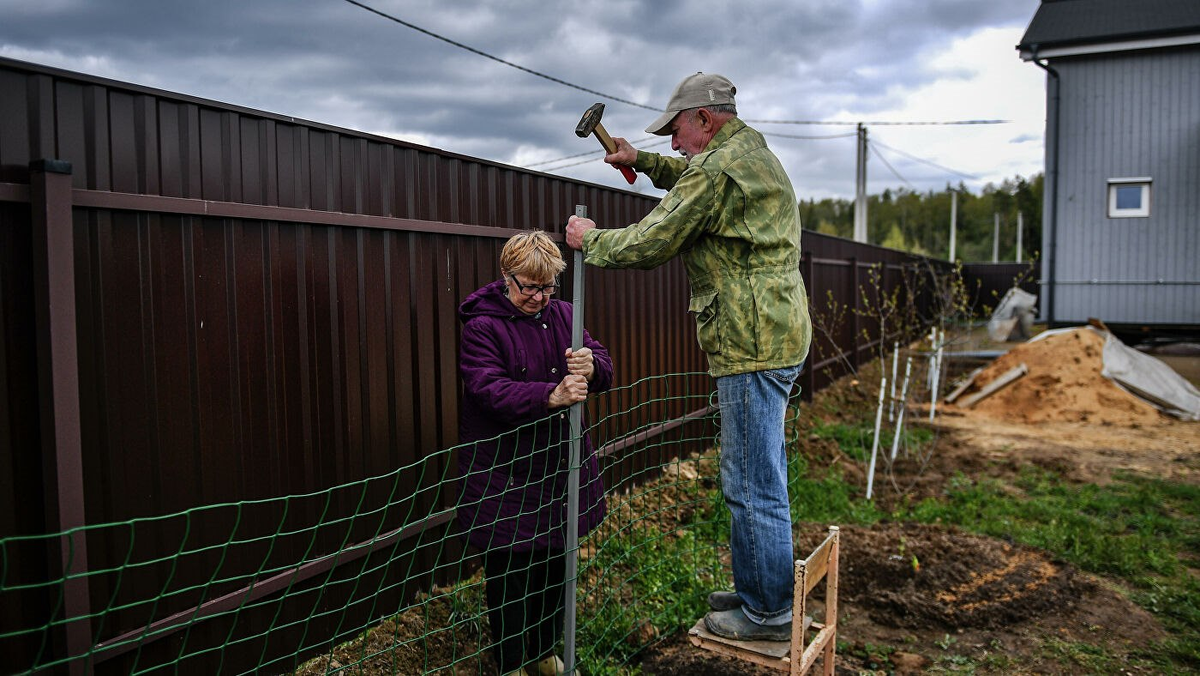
[565,347,594,381]
[548,374,588,409]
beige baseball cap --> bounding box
[644,72,737,136]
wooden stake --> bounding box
[960,363,1029,408]
[944,367,984,404]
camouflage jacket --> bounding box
[582,117,812,378]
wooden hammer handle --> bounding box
[593,123,636,184]
[593,123,619,154]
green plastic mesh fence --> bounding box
[2,372,804,675]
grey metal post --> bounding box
[853,123,868,243]
[948,190,957,262]
[992,212,1000,263]
[564,204,586,674]
[1016,212,1024,263]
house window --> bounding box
[1107,178,1151,218]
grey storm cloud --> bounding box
[0,0,1045,199]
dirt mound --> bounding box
[950,328,1167,426]
[830,523,1086,630]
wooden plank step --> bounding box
[687,615,813,672]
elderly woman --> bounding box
[457,230,613,676]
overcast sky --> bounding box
[0,0,1046,201]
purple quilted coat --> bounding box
[456,279,613,552]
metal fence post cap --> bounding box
[30,159,73,174]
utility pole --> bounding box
[853,123,868,243]
[1016,211,1023,263]
[948,190,957,262]
[992,212,1000,262]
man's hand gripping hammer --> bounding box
[575,103,636,184]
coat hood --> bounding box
[458,279,529,323]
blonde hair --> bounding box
[500,230,566,282]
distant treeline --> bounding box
[801,174,1043,263]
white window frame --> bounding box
[1107,178,1151,218]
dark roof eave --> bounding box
[1018,26,1200,53]
[1018,30,1200,61]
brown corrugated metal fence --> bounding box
[961,261,1041,315]
[0,57,1009,673]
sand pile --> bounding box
[950,328,1166,426]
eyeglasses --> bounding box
[506,275,558,297]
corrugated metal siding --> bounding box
[0,201,51,661]
[1049,46,1200,324]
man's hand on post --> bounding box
[566,215,595,250]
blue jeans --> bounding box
[716,363,802,625]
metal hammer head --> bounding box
[575,103,605,138]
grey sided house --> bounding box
[1018,0,1200,332]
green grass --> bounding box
[902,468,1199,578]
[806,420,933,464]
[1040,637,1117,672]
[577,500,726,674]
[837,639,895,671]
[788,420,931,524]
[789,454,885,525]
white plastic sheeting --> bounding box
[987,288,1037,342]
[1101,333,1200,421]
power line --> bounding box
[538,156,619,173]
[534,139,671,173]
[745,118,1010,126]
[872,138,979,181]
[868,143,915,191]
[341,0,660,111]
[532,130,866,173]
[342,1,1016,129]
[536,130,851,173]
[762,131,858,141]
[525,136,661,168]
[531,130,856,166]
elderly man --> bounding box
[565,72,812,642]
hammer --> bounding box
[575,103,636,184]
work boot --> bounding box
[531,655,564,675]
[707,590,742,611]
[703,609,791,642]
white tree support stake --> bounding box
[888,341,899,422]
[928,328,944,422]
[889,356,913,461]
[865,376,887,500]
[925,328,937,392]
